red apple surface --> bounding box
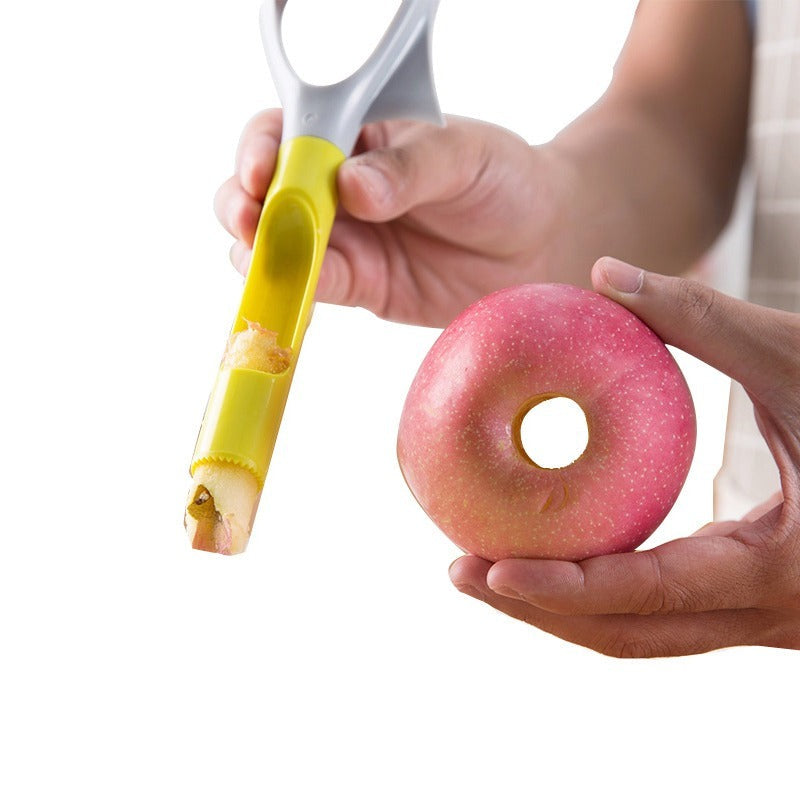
[397,283,696,561]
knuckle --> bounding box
[634,552,694,615]
[637,552,669,613]
[359,121,394,151]
[228,194,244,228]
[770,316,800,399]
[752,614,800,649]
[729,528,800,614]
[676,279,718,328]
[660,581,697,615]
[231,193,254,234]
[630,583,666,615]
[746,314,800,406]
[740,515,799,605]
[774,535,800,611]
[330,254,357,307]
[616,639,661,659]
[597,628,663,659]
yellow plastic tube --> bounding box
[191,135,344,489]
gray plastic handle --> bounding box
[259,0,443,155]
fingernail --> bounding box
[488,583,526,601]
[601,258,645,294]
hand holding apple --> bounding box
[448,259,800,657]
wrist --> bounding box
[528,142,596,289]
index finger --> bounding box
[485,532,770,616]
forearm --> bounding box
[540,102,735,286]
[536,0,751,288]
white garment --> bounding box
[713,0,798,518]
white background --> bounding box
[1,1,796,798]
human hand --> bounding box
[214,111,566,327]
[449,258,800,657]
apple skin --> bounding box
[397,283,696,561]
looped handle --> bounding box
[259,0,442,154]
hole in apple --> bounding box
[516,396,588,469]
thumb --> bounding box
[591,257,798,399]
[336,121,487,222]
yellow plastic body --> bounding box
[191,136,345,485]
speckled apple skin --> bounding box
[397,283,696,561]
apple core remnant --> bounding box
[184,322,292,555]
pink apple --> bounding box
[397,283,696,561]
